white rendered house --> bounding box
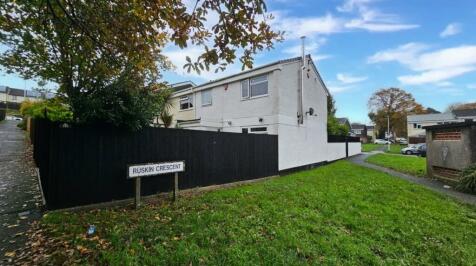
[166,55,360,170]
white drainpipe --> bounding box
[298,36,305,125]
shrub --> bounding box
[20,98,73,122]
[457,164,476,194]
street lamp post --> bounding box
[387,115,390,151]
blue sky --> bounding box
[2,0,476,123]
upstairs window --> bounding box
[241,74,268,99]
[179,95,193,110]
[201,90,212,106]
[241,80,249,99]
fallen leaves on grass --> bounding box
[4,251,16,257]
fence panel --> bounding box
[31,120,278,209]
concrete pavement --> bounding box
[0,120,42,264]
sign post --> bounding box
[127,161,185,208]
[135,177,141,208]
[174,172,179,201]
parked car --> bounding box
[401,143,424,155]
[374,139,391,144]
[417,144,427,157]
[398,139,408,145]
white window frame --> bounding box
[201,89,212,106]
[241,74,268,99]
[179,95,194,110]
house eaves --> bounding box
[171,55,331,97]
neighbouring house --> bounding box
[407,109,476,143]
[424,121,476,183]
[337,117,351,130]
[0,86,52,110]
[163,55,361,171]
[350,123,368,143]
[366,125,376,141]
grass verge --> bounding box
[366,153,427,177]
[19,161,476,265]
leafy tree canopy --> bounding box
[0,0,282,129]
[446,102,476,112]
[368,88,424,137]
[327,94,349,136]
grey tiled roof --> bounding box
[407,112,456,123]
[337,117,349,125]
[351,123,366,129]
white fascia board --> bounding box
[171,66,283,99]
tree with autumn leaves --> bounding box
[368,88,425,138]
[0,0,282,129]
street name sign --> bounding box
[128,161,185,178]
[127,161,185,208]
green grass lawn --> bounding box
[366,153,427,177]
[385,144,406,154]
[362,143,405,154]
[26,161,476,265]
[361,143,381,152]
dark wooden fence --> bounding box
[327,135,360,143]
[31,119,278,209]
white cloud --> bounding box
[327,84,354,93]
[336,73,368,84]
[313,54,333,61]
[367,42,429,65]
[398,67,475,85]
[412,45,476,71]
[272,13,344,39]
[337,0,419,32]
[467,84,476,89]
[163,46,242,81]
[337,0,375,13]
[282,38,327,55]
[440,23,462,38]
[368,43,476,85]
[435,81,453,87]
[345,19,419,32]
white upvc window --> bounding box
[201,89,212,106]
[179,94,193,110]
[241,74,268,99]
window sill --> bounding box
[201,103,212,107]
[241,94,269,101]
[179,108,194,112]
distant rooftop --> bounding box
[407,112,456,123]
[351,123,366,129]
[408,109,476,123]
[0,85,55,99]
[336,117,349,125]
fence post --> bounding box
[345,136,349,158]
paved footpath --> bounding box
[349,152,476,206]
[0,120,43,265]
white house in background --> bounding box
[0,86,52,110]
[407,109,476,139]
[165,55,361,171]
